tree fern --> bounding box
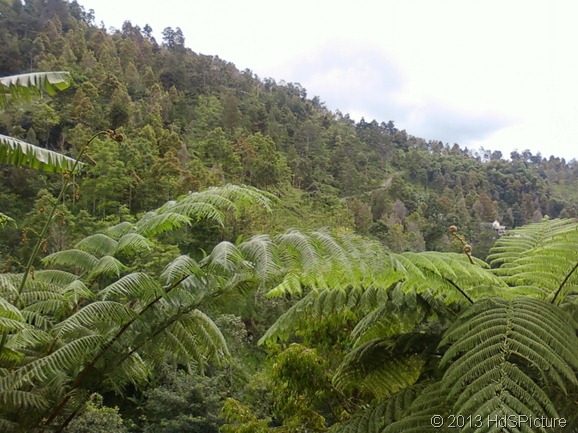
[488,219,578,303]
[390,252,506,304]
[74,234,119,257]
[160,255,202,286]
[259,285,398,345]
[42,249,100,276]
[332,384,426,433]
[382,383,451,433]
[0,185,274,431]
[438,297,578,426]
[333,337,426,398]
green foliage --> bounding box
[488,218,578,302]
[0,70,80,174]
[3,2,578,432]
[63,394,128,433]
[0,184,272,432]
[262,218,578,432]
[439,298,578,422]
[221,398,271,433]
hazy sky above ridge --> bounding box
[78,0,578,161]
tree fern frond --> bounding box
[0,297,24,323]
[98,273,162,305]
[261,229,398,297]
[238,234,280,282]
[392,252,505,304]
[0,417,19,433]
[156,184,273,228]
[114,233,151,255]
[0,389,48,410]
[42,249,99,275]
[52,301,135,338]
[276,230,321,272]
[104,221,134,238]
[333,385,426,433]
[61,280,93,304]
[133,211,191,237]
[310,229,351,264]
[439,297,578,421]
[382,382,450,433]
[201,241,247,273]
[351,300,426,347]
[487,219,578,302]
[182,309,231,362]
[143,309,230,371]
[487,218,578,268]
[160,255,201,286]
[265,271,303,298]
[161,200,225,226]
[0,317,28,333]
[191,184,274,212]
[1,335,104,391]
[1,274,20,299]
[28,270,79,287]
[259,285,402,345]
[74,234,118,257]
[87,256,127,280]
[334,338,425,398]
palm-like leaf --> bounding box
[0,134,82,174]
[0,72,79,174]
[0,72,71,107]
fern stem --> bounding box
[551,260,578,305]
[443,277,474,304]
[17,131,112,299]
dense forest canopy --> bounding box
[1,1,578,432]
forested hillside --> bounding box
[1,1,578,432]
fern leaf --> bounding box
[52,301,135,338]
[98,273,162,305]
[201,241,246,273]
[160,255,201,286]
[392,252,505,304]
[74,234,118,257]
[487,218,578,267]
[334,338,425,398]
[133,211,191,237]
[104,221,134,238]
[239,234,280,282]
[382,382,451,433]
[87,256,127,280]
[439,297,578,421]
[42,249,99,275]
[333,385,426,433]
[114,233,150,255]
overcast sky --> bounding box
[77,0,578,161]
